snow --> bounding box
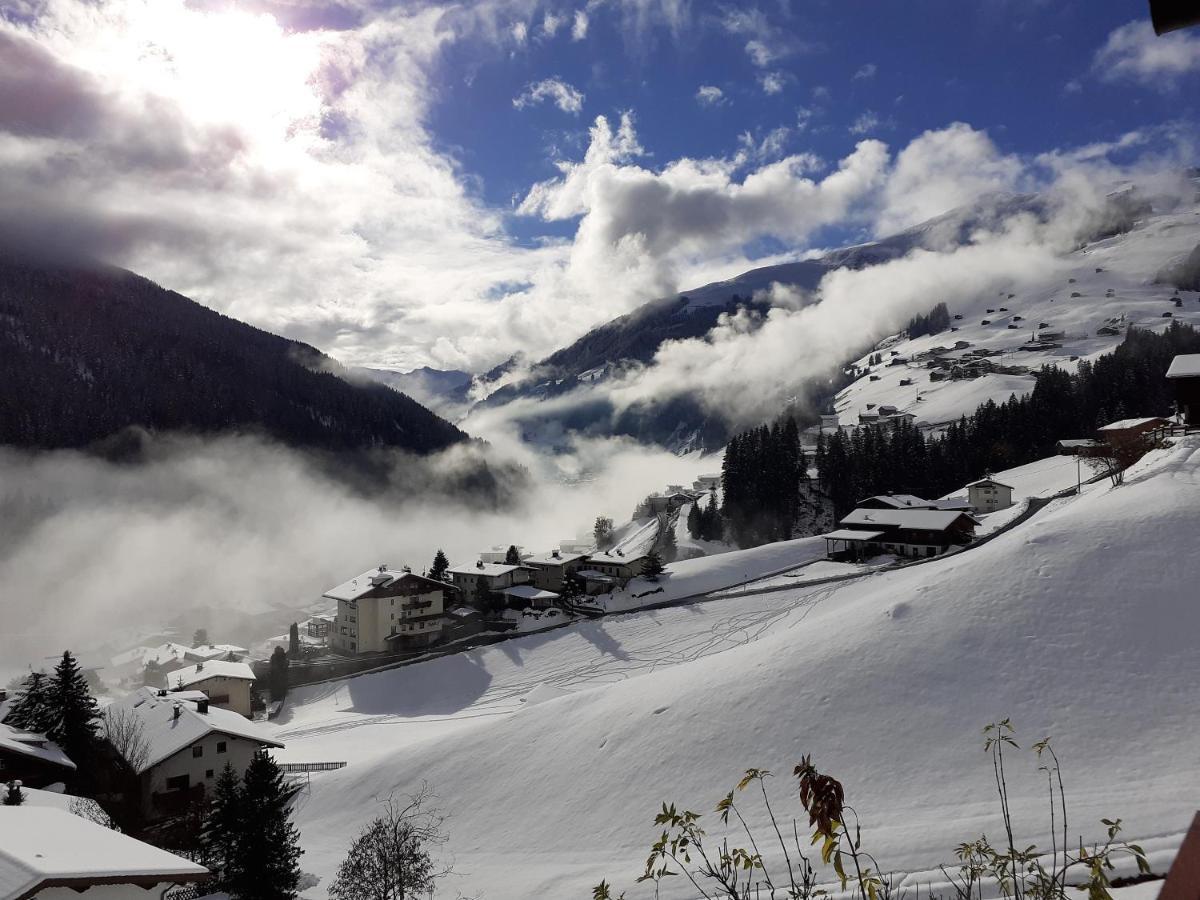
[446,563,527,578]
[822,528,887,541]
[167,660,256,688]
[107,687,282,773]
[948,454,1088,503]
[832,202,1200,430]
[502,585,560,603]
[0,807,207,896]
[0,723,76,771]
[267,436,1200,900]
[1099,417,1167,431]
[1166,353,1200,378]
[839,507,974,530]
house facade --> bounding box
[0,724,76,789]
[822,507,978,560]
[168,660,257,717]
[325,565,454,654]
[966,477,1015,513]
[1166,354,1200,425]
[582,553,652,582]
[522,551,589,592]
[105,688,283,821]
[448,563,532,609]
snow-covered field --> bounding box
[834,204,1200,429]
[270,437,1200,900]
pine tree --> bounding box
[428,549,449,581]
[686,502,701,539]
[642,551,666,582]
[46,651,100,765]
[204,764,244,891]
[661,525,678,563]
[3,781,24,805]
[193,628,208,646]
[269,647,289,702]
[4,670,53,733]
[227,751,303,900]
[504,544,521,565]
[288,623,300,659]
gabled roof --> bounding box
[859,494,935,509]
[965,477,1014,490]
[168,660,257,688]
[1098,416,1168,431]
[823,529,887,541]
[502,585,560,601]
[839,508,978,531]
[324,566,452,601]
[0,807,208,900]
[105,688,282,774]
[522,552,590,566]
[0,724,75,771]
[1166,353,1200,379]
[447,563,528,578]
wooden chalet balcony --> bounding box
[401,599,434,612]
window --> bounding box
[206,769,215,779]
[217,741,227,754]
[165,774,189,791]
[192,745,203,758]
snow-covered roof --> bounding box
[105,688,282,774]
[0,723,76,771]
[0,807,208,899]
[185,645,232,661]
[168,660,256,688]
[1166,353,1200,378]
[324,565,448,601]
[823,529,887,541]
[207,643,248,654]
[447,563,528,578]
[1056,439,1100,448]
[1097,416,1167,431]
[522,551,589,566]
[964,477,1015,490]
[446,606,480,618]
[502,585,560,602]
[862,494,933,509]
[840,508,976,531]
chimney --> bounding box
[157,689,168,698]
[196,698,209,714]
[475,560,484,569]
[551,549,560,559]
[172,702,182,720]
[196,661,204,672]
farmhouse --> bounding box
[0,723,76,789]
[165,660,257,717]
[584,552,653,581]
[822,507,978,561]
[966,477,1015,513]
[502,585,561,610]
[105,688,282,821]
[522,551,590,592]
[326,565,455,654]
[0,807,209,900]
[1166,354,1200,425]
[448,562,533,610]
[1097,416,1169,442]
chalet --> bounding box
[306,612,335,640]
[692,474,722,491]
[822,507,978,561]
[104,688,283,820]
[326,565,456,654]
[502,585,560,610]
[166,660,257,718]
[966,477,1014,513]
[856,494,937,510]
[448,562,532,609]
[1097,416,1169,442]
[522,550,590,592]
[0,724,75,789]
[0,807,209,899]
[585,552,652,580]
[1166,353,1200,425]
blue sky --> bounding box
[427,1,1198,247]
[2,0,1197,372]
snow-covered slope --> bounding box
[272,437,1200,900]
[835,203,1200,429]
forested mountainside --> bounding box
[0,253,467,453]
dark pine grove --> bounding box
[0,253,468,452]
[719,323,1200,532]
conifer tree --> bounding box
[269,647,289,702]
[288,623,300,659]
[504,544,521,565]
[46,651,100,765]
[661,525,678,563]
[686,502,701,539]
[428,549,450,581]
[204,764,244,891]
[3,781,24,805]
[642,551,666,582]
[227,750,303,900]
[4,670,53,733]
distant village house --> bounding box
[326,565,455,654]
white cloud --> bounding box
[1092,20,1200,87]
[795,105,816,131]
[759,72,787,95]
[511,19,529,44]
[848,111,880,135]
[875,122,1024,235]
[571,9,589,40]
[696,85,726,106]
[853,63,877,80]
[541,12,564,38]
[513,77,586,114]
[744,39,777,68]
